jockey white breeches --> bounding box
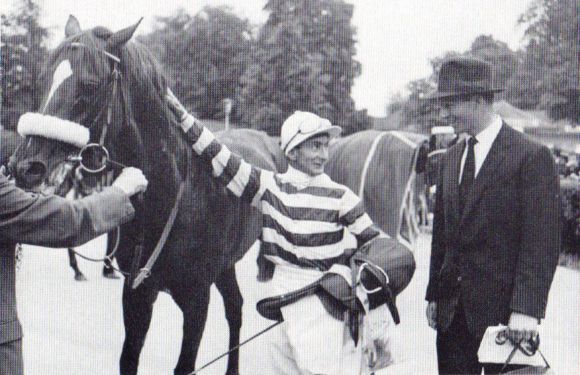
[261,266,365,375]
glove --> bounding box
[507,312,538,343]
[112,167,148,196]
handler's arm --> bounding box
[510,146,560,319]
[0,176,134,248]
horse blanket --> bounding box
[326,130,428,250]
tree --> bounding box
[237,0,370,135]
[139,6,255,120]
[392,36,525,132]
[516,0,578,121]
[1,0,49,130]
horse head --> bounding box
[10,15,184,197]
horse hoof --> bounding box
[74,274,87,281]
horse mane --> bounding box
[46,26,191,179]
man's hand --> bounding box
[426,301,437,330]
[112,167,148,197]
[165,88,188,120]
[507,312,538,343]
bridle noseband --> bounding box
[66,42,125,173]
[61,42,185,288]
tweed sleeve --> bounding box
[180,114,264,206]
[0,175,134,248]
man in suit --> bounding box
[424,57,560,374]
[0,166,147,375]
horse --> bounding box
[3,129,118,280]
[9,15,278,375]
[65,169,121,281]
[326,130,428,250]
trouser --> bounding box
[0,338,24,375]
[264,295,364,375]
[436,300,524,374]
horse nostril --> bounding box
[25,161,47,178]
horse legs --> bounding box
[215,267,243,375]
[119,284,159,375]
[103,228,120,279]
[173,286,211,375]
[67,248,86,281]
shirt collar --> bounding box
[474,114,503,148]
[281,165,330,188]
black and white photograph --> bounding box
[1,0,578,374]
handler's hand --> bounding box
[507,312,538,343]
[112,167,148,197]
[426,301,437,330]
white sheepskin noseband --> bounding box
[17,113,90,148]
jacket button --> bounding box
[457,276,462,282]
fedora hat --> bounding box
[425,56,503,100]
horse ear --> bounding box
[106,18,143,51]
[65,15,82,37]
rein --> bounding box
[61,42,185,287]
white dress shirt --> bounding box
[458,115,503,183]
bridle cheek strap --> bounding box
[17,113,89,148]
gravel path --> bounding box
[16,233,579,374]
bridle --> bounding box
[65,42,126,173]
[59,42,185,288]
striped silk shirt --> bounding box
[181,115,380,272]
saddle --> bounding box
[257,236,416,342]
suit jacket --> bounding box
[425,123,560,340]
[0,174,134,345]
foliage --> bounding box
[237,0,370,136]
[390,0,578,132]
[516,0,578,121]
[1,0,49,130]
[560,176,580,256]
[138,6,255,120]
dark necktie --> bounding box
[459,137,477,213]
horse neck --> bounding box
[130,93,189,194]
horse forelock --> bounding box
[42,26,192,195]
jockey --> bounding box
[166,90,382,375]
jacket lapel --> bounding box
[460,123,512,223]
